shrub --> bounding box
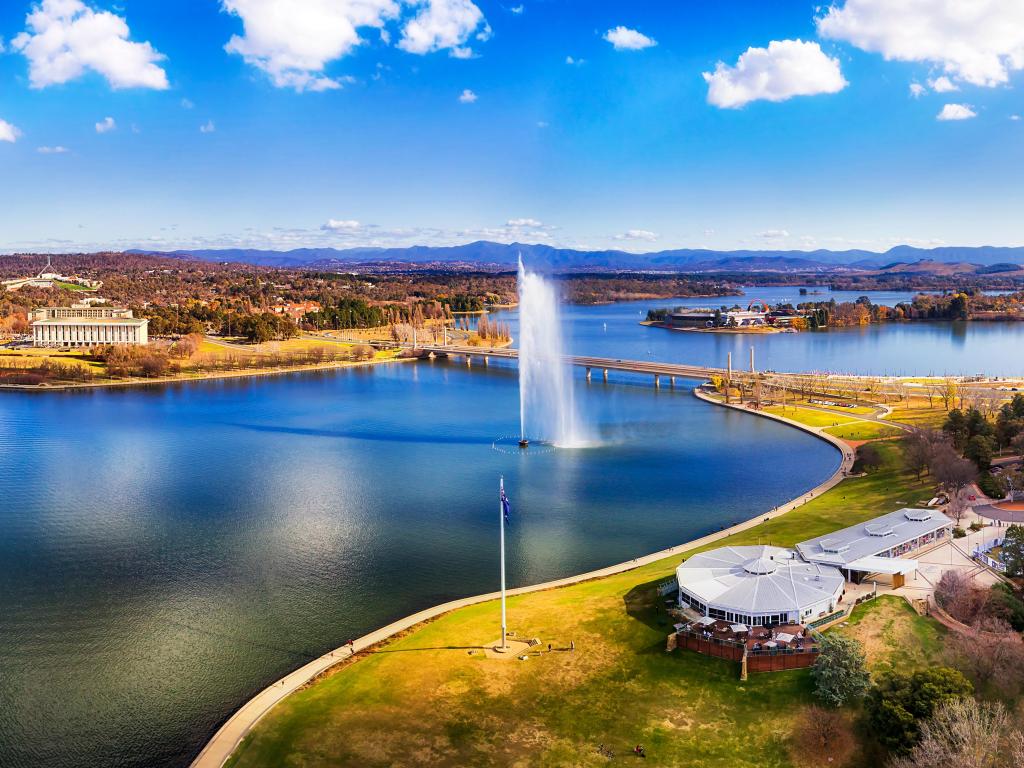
[865,667,973,754]
[952,526,966,538]
[977,472,1008,499]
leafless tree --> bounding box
[934,569,987,623]
[947,618,1024,697]
[892,697,1013,768]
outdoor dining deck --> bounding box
[667,616,823,674]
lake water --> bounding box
[486,286,1024,376]
[3,285,1024,768]
[0,362,838,768]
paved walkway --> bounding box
[190,386,854,768]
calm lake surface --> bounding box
[3,286,1024,768]
[488,286,1024,376]
[1,362,838,768]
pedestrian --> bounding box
[570,640,575,652]
[547,643,552,653]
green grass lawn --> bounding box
[824,422,904,441]
[764,405,855,429]
[834,596,946,676]
[226,441,934,768]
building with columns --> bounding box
[30,305,149,347]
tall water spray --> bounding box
[517,257,589,448]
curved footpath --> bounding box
[190,385,856,768]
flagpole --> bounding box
[500,476,508,651]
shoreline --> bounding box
[190,384,854,768]
[0,354,410,393]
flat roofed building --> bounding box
[30,305,133,321]
[31,306,148,347]
[675,545,845,626]
[795,508,951,583]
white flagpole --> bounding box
[500,476,508,650]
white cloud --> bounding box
[757,229,790,239]
[12,0,168,90]
[603,26,656,51]
[509,4,523,14]
[223,0,399,92]
[397,0,490,57]
[937,103,977,121]
[95,116,116,133]
[817,0,1024,88]
[1012,114,1022,121]
[199,120,216,133]
[928,75,958,93]
[703,39,847,108]
[614,229,658,242]
[506,218,542,227]
[0,119,21,143]
[223,0,489,91]
[37,145,69,153]
[322,219,361,231]
[181,98,194,109]
[458,88,477,103]
[909,82,925,98]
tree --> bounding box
[930,443,977,499]
[853,443,883,474]
[891,698,1013,768]
[934,569,986,623]
[904,430,936,480]
[811,634,871,707]
[865,667,973,753]
[946,618,1024,697]
[1002,525,1024,577]
[1013,431,1024,462]
[942,409,969,450]
[964,434,996,471]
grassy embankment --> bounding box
[226,440,936,768]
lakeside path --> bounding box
[190,384,855,768]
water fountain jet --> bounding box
[516,257,592,448]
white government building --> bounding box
[30,305,149,347]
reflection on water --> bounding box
[0,361,838,768]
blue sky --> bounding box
[0,0,1022,254]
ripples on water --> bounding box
[3,355,838,768]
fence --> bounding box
[973,538,1007,573]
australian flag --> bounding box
[500,481,511,526]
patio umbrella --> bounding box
[695,616,715,626]
[730,624,748,633]
[776,632,795,643]
[763,641,778,648]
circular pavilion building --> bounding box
[676,545,845,627]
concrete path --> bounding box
[190,386,853,768]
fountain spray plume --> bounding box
[516,256,592,448]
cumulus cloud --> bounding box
[937,103,977,121]
[1012,114,1022,121]
[703,39,847,108]
[506,217,541,227]
[223,0,488,91]
[397,0,490,58]
[565,55,584,65]
[509,4,523,14]
[603,26,656,51]
[95,116,116,133]
[12,0,168,90]
[817,0,1024,88]
[0,119,21,143]
[928,75,958,93]
[614,229,658,242]
[37,145,69,153]
[909,82,925,98]
[757,229,790,239]
[199,120,216,133]
[322,219,362,231]
[223,0,398,92]
[181,98,194,109]
[458,88,477,103]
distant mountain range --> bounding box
[129,242,1024,273]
